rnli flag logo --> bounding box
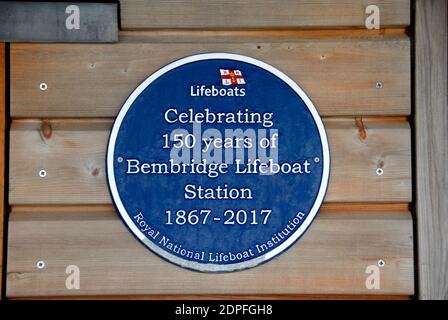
[220,69,246,86]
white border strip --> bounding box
[107,53,330,272]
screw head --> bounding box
[38,169,47,178]
[376,168,384,176]
[375,81,383,89]
[314,157,320,163]
[39,83,48,91]
[36,260,45,269]
[117,156,123,163]
[378,259,385,268]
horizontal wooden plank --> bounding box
[6,207,414,297]
[120,0,410,29]
[11,35,410,117]
[9,118,412,205]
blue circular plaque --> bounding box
[107,53,330,272]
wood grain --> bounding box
[119,0,410,29]
[0,43,5,300]
[8,118,412,205]
[6,207,414,297]
[10,35,410,117]
[415,0,448,300]
[119,28,408,43]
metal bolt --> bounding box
[378,259,385,268]
[36,260,45,269]
[117,156,123,163]
[38,169,47,178]
[314,157,320,163]
[375,81,383,89]
[39,83,48,91]
[376,168,384,176]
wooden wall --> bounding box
[5,0,414,298]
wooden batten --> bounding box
[10,35,410,118]
[9,118,412,205]
[415,0,448,300]
[119,0,410,29]
[6,207,414,297]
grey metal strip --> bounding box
[0,1,118,42]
